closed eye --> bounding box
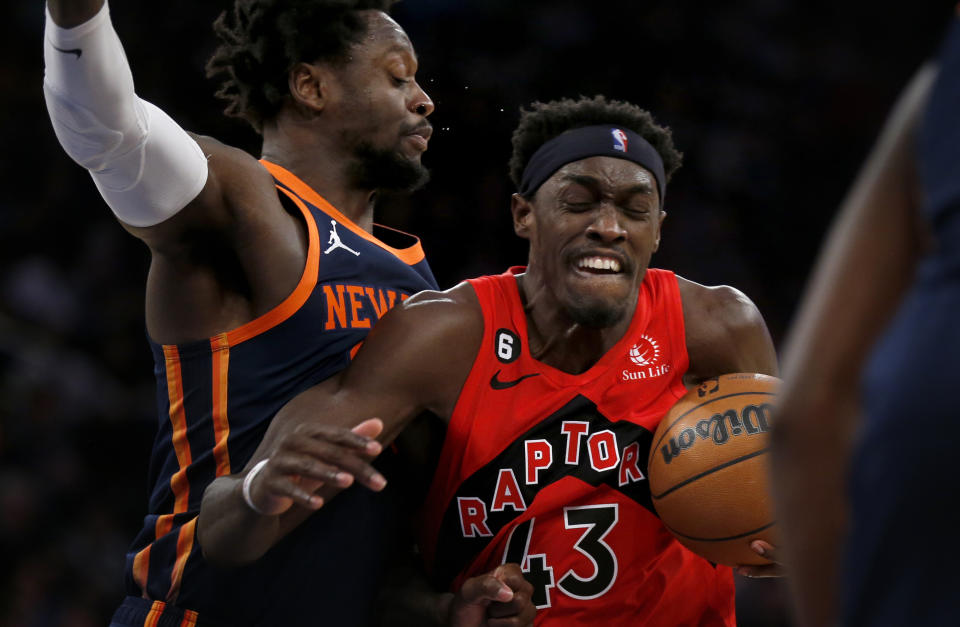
[563,201,594,212]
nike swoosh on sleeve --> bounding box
[52,45,82,58]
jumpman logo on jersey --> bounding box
[325,220,360,256]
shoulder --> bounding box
[677,275,778,382]
[131,134,279,251]
[678,276,765,333]
[189,133,277,207]
[376,281,483,343]
[343,281,486,416]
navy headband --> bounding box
[519,125,666,204]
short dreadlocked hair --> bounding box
[206,0,398,133]
[509,95,683,199]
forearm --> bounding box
[42,1,208,228]
[197,474,284,567]
[771,64,935,627]
[197,402,387,567]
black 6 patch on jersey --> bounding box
[495,328,520,363]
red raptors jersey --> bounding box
[420,268,735,626]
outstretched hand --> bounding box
[448,563,535,627]
[245,418,386,516]
[734,540,785,578]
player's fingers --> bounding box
[288,435,387,490]
[487,591,536,621]
[494,563,533,596]
[250,466,323,513]
[350,417,384,443]
[270,453,354,488]
[295,422,381,456]
[304,439,386,491]
[263,476,325,510]
[750,540,779,563]
[459,573,514,605]
[486,564,534,619]
[487,600,529,620]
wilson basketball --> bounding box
[647,372,779,566]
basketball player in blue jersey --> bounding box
[43,0,528,625]
[772,10,960,627]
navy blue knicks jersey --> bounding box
[111,160,437,627]
[845,13,960,627]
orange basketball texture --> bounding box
[647,373,780,566]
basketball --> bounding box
[647,372,779,566]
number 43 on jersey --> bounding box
[501,504,619,609]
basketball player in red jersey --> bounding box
[200,95,781,625]
[43,0,527,625]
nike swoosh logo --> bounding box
[52,45,82,58]
[489,370,540,390]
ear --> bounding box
[288,62,332,114]
[511,193,535,240]
[652,210,667,252]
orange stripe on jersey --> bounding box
[210,334,232,476]
[132,544,152,598]
[260,159,426,265]
[349,341,364,360]
[167,517,197,603]
[163,345,193,515]
[143,600,164,627]
[224,188,320,347]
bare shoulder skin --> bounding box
[678,275,779,384]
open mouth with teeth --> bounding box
[576,256,623,274]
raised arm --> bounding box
[42,1,264,247]
[196,284,484,567]
[769,65,934,627]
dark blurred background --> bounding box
[1,1,956,624]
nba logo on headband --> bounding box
[611,128,628,152]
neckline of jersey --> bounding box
[503,267,647,388]
[259,159,425,266]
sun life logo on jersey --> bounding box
[623,334,670,381]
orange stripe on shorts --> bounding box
[180,608,199,627]
[143,600,164,627]
[210,334,232,476]
[163,345,193,515]
[167,517,198,603]
[132,544,152,598]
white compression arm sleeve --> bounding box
[42,1,209,227]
